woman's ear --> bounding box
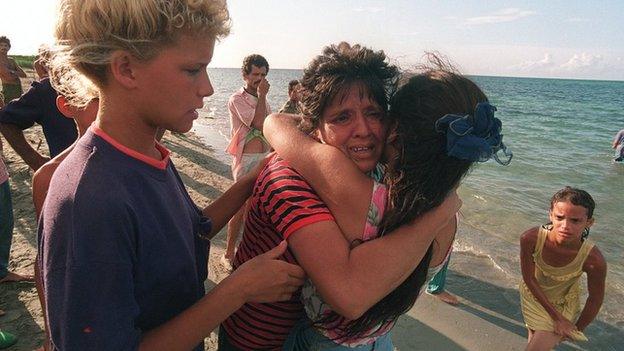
[109,51,138,89]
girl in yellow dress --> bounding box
[520,187,607,351]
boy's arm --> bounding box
[0,123,49,170]
[10,58,27,78]
[140,242,304,351]
[576,247,607,331]
[32,162,56,218]
[200,155,269,238]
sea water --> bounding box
[193,68,623,347]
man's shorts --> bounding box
[234,151,269,181]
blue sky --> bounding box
[1,0,623,80]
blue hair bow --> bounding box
[435,102,513,165]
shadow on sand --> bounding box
[443,270,622,351]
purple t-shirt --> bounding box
[0,78,77,157]
[38,128,210,350]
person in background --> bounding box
[278,79,302,114]
[0,36,26,103]
[425,241,459,305]
[1,92,33,286]
[612,129,624,162]
[520,187,606,350]
[0,45,77,171]
[223,54,272,267]
[0,90,29,351]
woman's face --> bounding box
[317,83,387,173]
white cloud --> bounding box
[512,53,555,71]
[504,51,620,79]
[566,17,590,23]
[464,8,535,25]
[354,7,384,13]
[560,53,603,70]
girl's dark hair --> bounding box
[298,42,399,133]
[332,58,489,338]
[550,186,595,218]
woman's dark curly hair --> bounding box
[324,57,490,339]
[298,42,399,133]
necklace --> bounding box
[243,87,257,97]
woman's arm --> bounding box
[520,228,577,338]
[264,113,374,236]
[287,192,460,320]
[576,246,607,331]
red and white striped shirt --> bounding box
[221,155,334,350]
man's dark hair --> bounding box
[288,80,300,94]
[0,36,11,48]
[242,54,269,75]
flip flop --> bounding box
[0,330,17,349]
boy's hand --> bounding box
[232,241,305,303]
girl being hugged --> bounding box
[520,187,607,351]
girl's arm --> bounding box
[520,228,577,338]
[264,113,375,236]
[576,246,607,331]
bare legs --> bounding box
[526,329,562,351]
[224,201,249,267]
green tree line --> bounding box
[9,55,36,69]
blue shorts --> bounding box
[283,318,394,351]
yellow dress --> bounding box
[519,225,593,341]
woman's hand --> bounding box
[231,241,306,303]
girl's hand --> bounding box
[553,316,578,340]
[231,241,306,303]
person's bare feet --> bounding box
[435,291,459,305]
[0,271,35,284]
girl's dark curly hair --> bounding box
[550,186,595,219]
[298,42,399,133]
[326,57,490,339]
